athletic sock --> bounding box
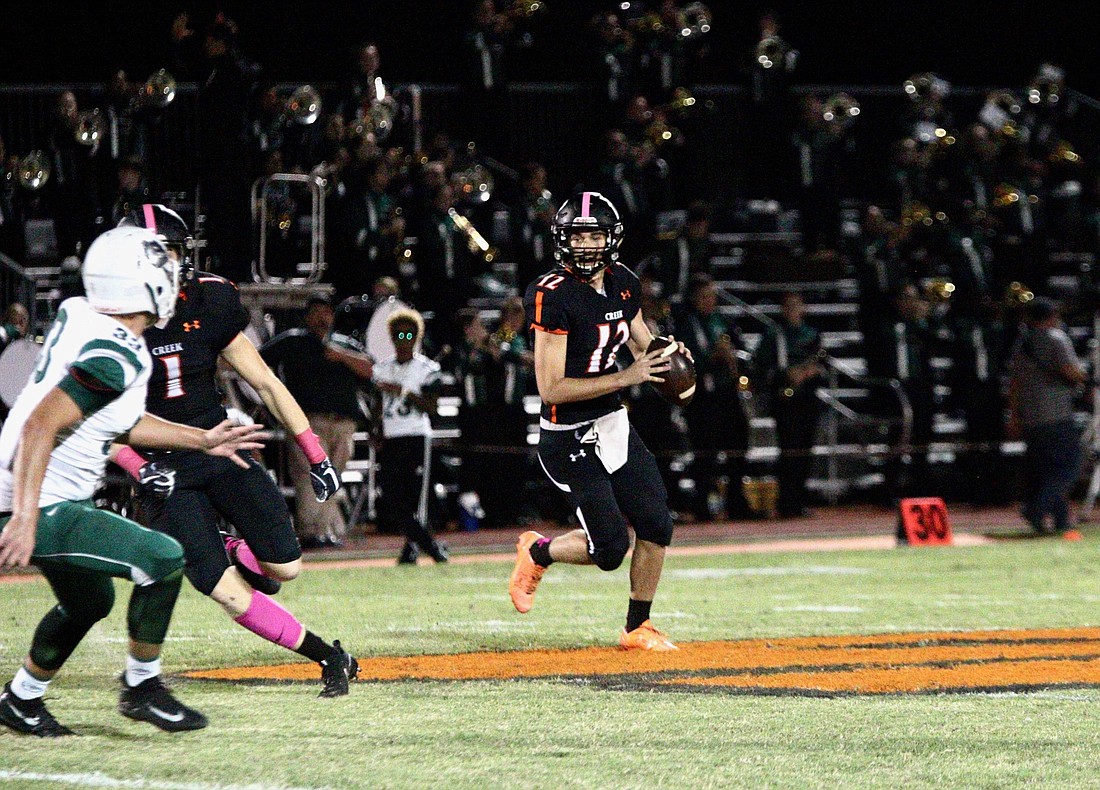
[226,537,267,578]
[626,599,653,633]
[124,655,162,688]
[295,631,338,664]
[233,592,305,650]
[529,537,554,568]
[9,666,50,700]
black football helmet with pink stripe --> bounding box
[552,191,624,279]
[119,203,196,282]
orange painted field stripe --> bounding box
[182,627,1100,685]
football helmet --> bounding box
[119,203,196,282]
[552,191,624,279]
[83,226,180,329]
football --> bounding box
[646,336,696,406]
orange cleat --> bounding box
[1063,529,1084,542]
[509,531,547,613]
[620,620,679,651]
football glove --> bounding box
[310,457,341,502]
[138,462,176,500]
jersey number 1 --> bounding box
[160,354,185,399]
[587,320,630,373]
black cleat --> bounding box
[397,541,420,565]
[118,675,207,732]
[226,537,282,596]
[319,640,359,698]
[428,540,449,564]
[0,683,73,737]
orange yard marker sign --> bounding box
[897,497,953,545]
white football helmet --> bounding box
[83,226,180,329]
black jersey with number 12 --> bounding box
[143,273,250,431]
[523,262,641,426]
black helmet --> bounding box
[552,191,624,279]
[119,203,196,282]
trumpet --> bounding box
[74,109,106,146]
[351,77,396,142]
[452,163,494,206]
[489,325,518,348]
[448,207,499,264]
[1027,75,1061,107]
[821,92,860,130]
[754,35,786,69]
[923,277,956,303]
[980,89,1023,140]
[658,87,697,114]
[679,3,711,40]
[1004,281,1034,306]
[1049,139,1082,166]
[140,69,177,110]
[504,0,547,19]
[285,85,322,125]
[903,72,950,103]
[15,151,51,191]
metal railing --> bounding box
[714,283,912,502]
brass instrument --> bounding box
[351,77,396,142]
[900,201,947,228]
[981,89,1023,139]
[140,69,177,109]
[631,12,666,36]
[903,72,950,103]
[923,277,956,303]
[679,3,711,40]
[448,207,499,264]
[1027,74,1061,107]
[821,92,860,130]
[991,182,1036,209]
[16,151,50,190]
[658,87,697,114]
[505,0,547,18]
[285,85,322,125]
[1049,140,1082,166]
[1004,281,1034,306]
[754,35,786,69]
[452,163,494,205]
[74,109,106,146]
[490,325,518,349]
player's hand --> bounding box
[376,381,403,396]
[622,347,671,387]
[203,420,269,469]
[666,334,693,363]
[310,457,342,502]
[138,461,176,500]
[0,510,38,569]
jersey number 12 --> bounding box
[587,320,630,373]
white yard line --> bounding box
[0,772,327,790]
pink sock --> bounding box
[225,536,265,577]
[233,592,304,650]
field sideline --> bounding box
[3,507,1100,788]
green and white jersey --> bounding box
[0,297,151,508]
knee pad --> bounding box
[590,532,631,571]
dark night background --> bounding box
[2,1,1098,94]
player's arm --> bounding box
[0,387,83,567]
[222,332,342,501]
[221,332,312,435]
[323,342,373,379]
[124,413,267,469]
[533,327,671,406]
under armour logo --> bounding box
[621,289,631,301]
[183,320,201,332]
[569,449,586,462]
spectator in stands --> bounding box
[593,129,653,261]
[748,8,797,202]
[505,162,556,291]
[334,155,403,299]
[948,294,1009,504]
[107,156,150,227]
[370,308,449,564]
[590,11,635,120]
[1008,297,1087,537]
[261,296,373,548]
[0,302,29,353]
[0,136,22,260]
[869,281,937,501]
[754,292,827,517]
[183,15,260,282]
[47,90,100,258]
[790,94,846,254]
[676,273,752,520]
[647,199,713,300]
[411,183,471,347]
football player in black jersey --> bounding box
[110,205,358,697]
[511,192,690,650]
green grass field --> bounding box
[3,533,1100,789]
